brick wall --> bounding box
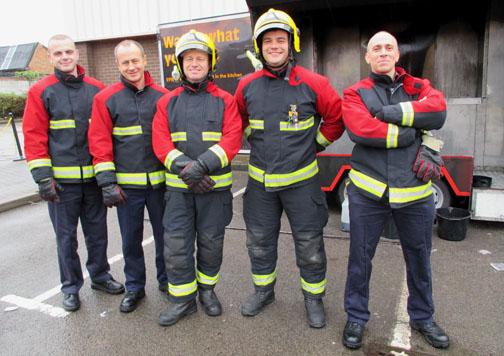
[76,35,162,86]
[28,44,53,74]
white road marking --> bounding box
[390,270,412,350]
[233,187,246,197]
[1,236,155,317]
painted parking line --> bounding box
[390,271,412,350]
[1,236,154,317]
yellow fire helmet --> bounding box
[253,8,300,56]
[175,29,217,79]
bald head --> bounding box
[365,31,400,79]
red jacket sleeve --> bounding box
[314,76,345,146]
[343,83,417,149]
[22,82,52,182]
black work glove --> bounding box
[189,175,216,194]
[374,110,384,121]
[413,146,443,182]
[38,178,64,203]
[176,158,208,186]
[316,143,326,153]
[101,183,127,207]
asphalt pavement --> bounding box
[0,121,503,356]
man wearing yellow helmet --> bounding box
[235,9,345,328]
[152,29,242,326]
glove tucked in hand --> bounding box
[189,175,216,194]
[38,178,64,203]
[413,145,444,182]
[101,183,127,207]
[176,158,208,186]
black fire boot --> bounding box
[198,288,222,316]
[304,297,326,328]
[157,299,197,326]
[241,289,275,316]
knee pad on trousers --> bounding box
[295,233,326,270]
[246,228,270,260]
[197,231,224,267]
[164,232,189,270]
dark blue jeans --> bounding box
[344,182,436,325]
[48,182,111,294]
[117,187,167,292]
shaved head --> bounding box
[367,31,398,53]
[365,31,400,79]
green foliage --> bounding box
[0,93,26,119]
[15,71,45,84]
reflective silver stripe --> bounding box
[252,269,277,286]
[116,173,147,185]
[168,280,197,297]
[171,132,187,142]
[301,278,326,294]
[49,120,75,129]
[248,163,265,183]
[94,162,115,173]
[400,102,414,127]
[28,158,51,170]
[165,173,187,188]
[264,160,318,188]
[202,132,222,141]
[196,270,219,285]
[249,119,264,130]
[149,170,166,185]
[348,169,387,198]
[82,165,95,178]
[212,172,232,188]
[387,124,399,148]
[209,144,229,168]
[316,130,331,147]
[389,181,432,203]
[244,125,252,139]
[112,126,142,135]
[165,150,183,169]
[279,116,314,131]
[53,166,82,179]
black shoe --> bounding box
[198,289,222,316]
[305,297,326,328]
[119,290,145,313]
[158,299,197,326]
[410,320,450,349]
[343,321,364,349]
[241,289,275,316]
[91,278,125,295]
[62,293,80,312]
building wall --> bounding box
[28,44,53,74]
[0,78,29,95]
[76,35,162,86]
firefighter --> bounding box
[88,39,169,313]
[22,34,124,312]
[342,31,449,349]
[152,29,242,326]
[234,9,345,328]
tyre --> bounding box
[432,179,452,209]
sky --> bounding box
[0,0,65,47]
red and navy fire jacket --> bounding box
[235,63,345,191]
[88,72,169,190]
[23,65,105,184]
[343,67,447,208]
[152,80,242,192]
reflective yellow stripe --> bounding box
[49,120,75,129]
[244,125,252,139]
[209,144,229,168]
[348,169,387,198]
[81,165,95,178]
[149,170,166,185]
[171,132,187,142]
[387,124,399,148]
[301,278,326,294]
[168,280,197,297]
[202,132,222,141]
[112,126,142,135]
[196,270,219,286]
[165,172,232,189]
[279,116,314,131]
[28,158,52,170]
[53,166,84,179]
[249,119,264,130]
[316,130,331,147]
[389,181,432,203]
[252,268,276,286]
[94,161,115,174]
[248,163,265,183]
[116,173,147,185]
[400,102,414,127]
[165,150,183,169]
[264,160,318,188]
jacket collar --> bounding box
[370,67,406,86]
[55,65,85,88]
[182,79,212,94]
[120,71,154,93]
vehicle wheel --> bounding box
[432,179,452,209]
[336,176,349,206]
